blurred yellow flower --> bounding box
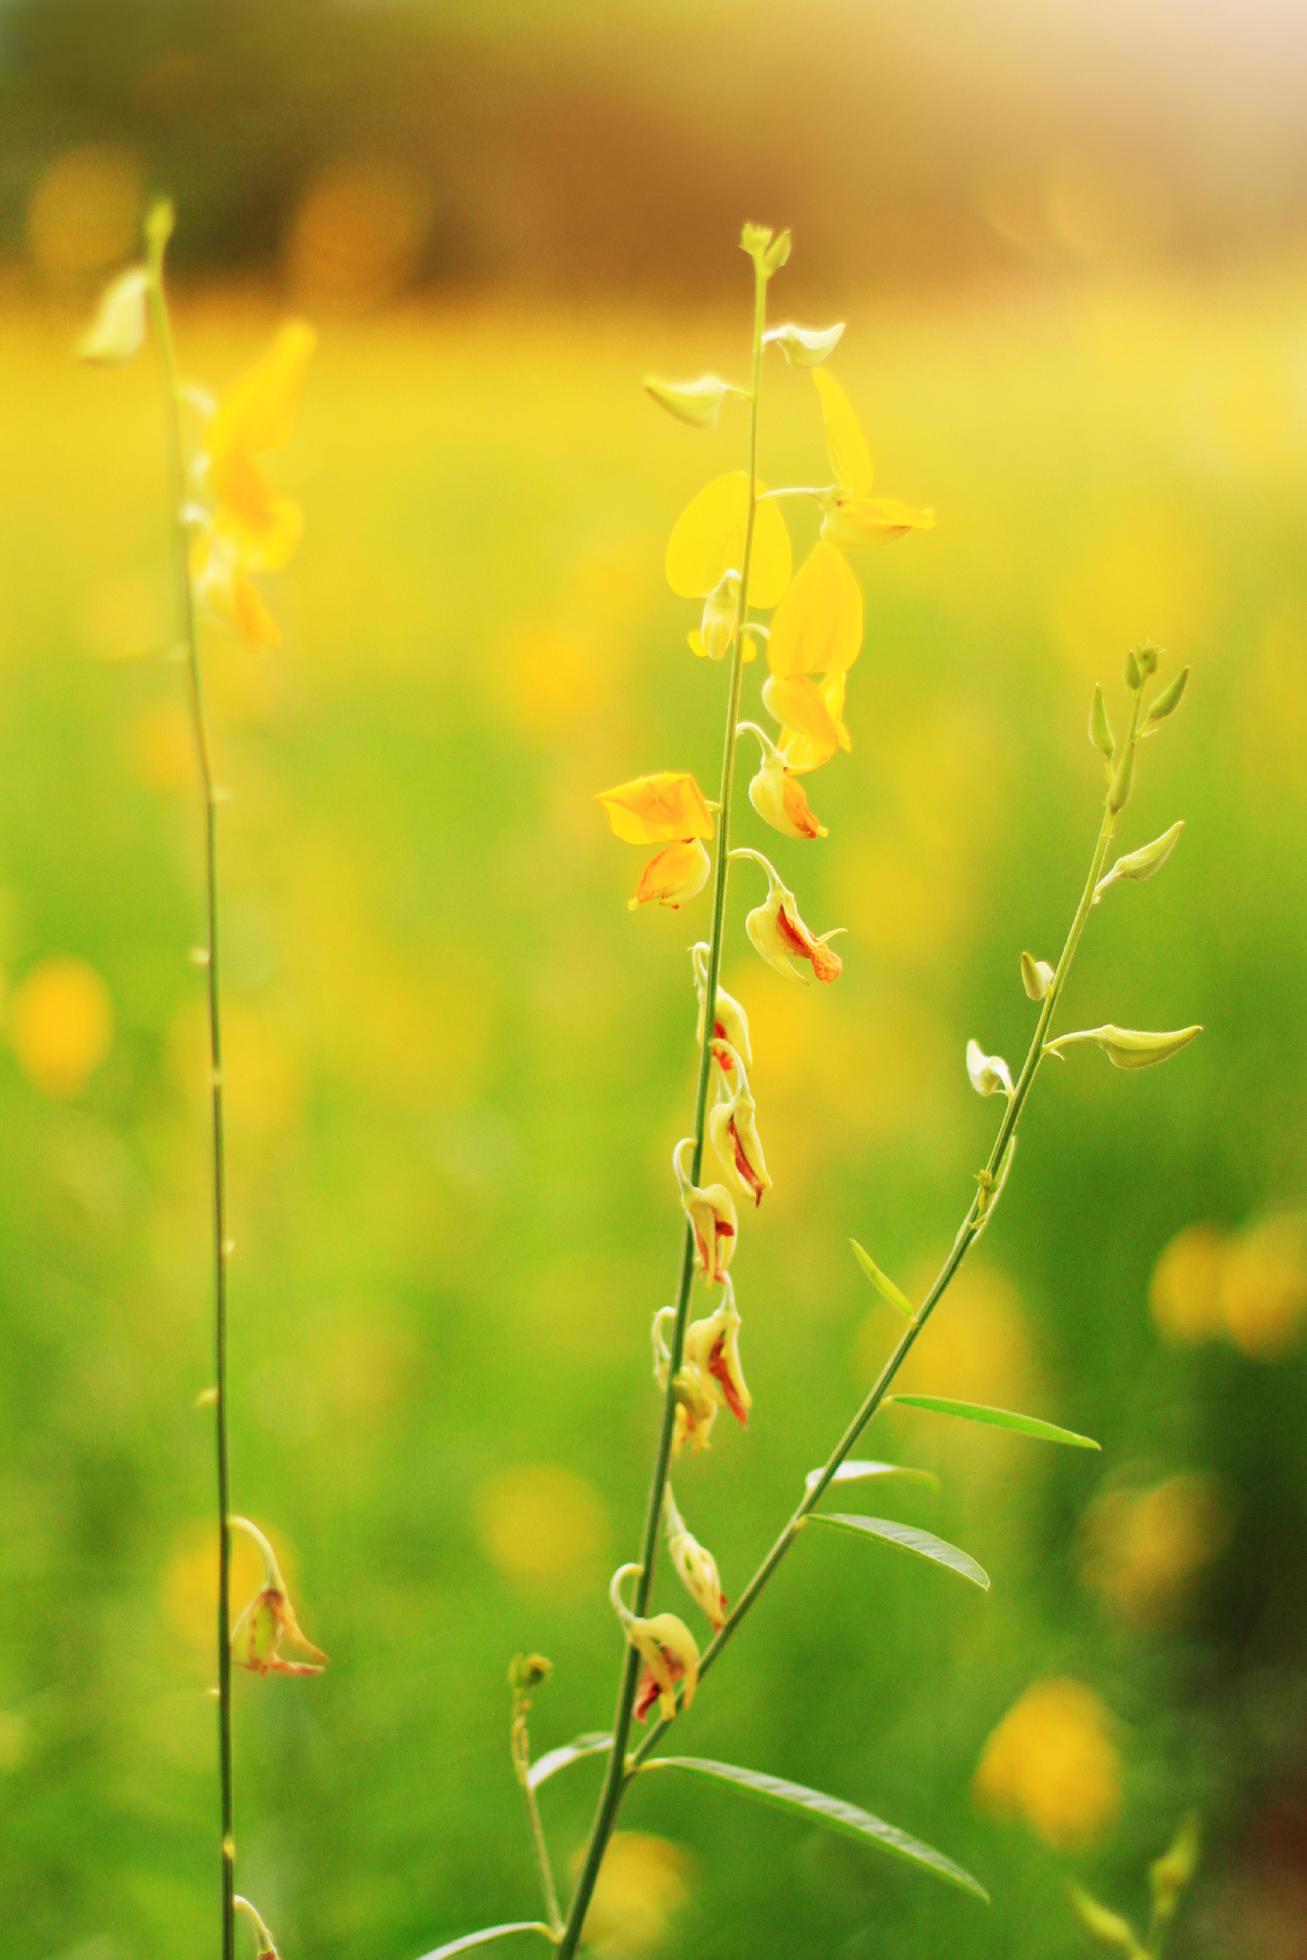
[1149,1215,1307,1358]
[762,541,862,772]
[1149,1223,1229,1345]
[476,1464,608,1586]
[9,956,113,1098]
[1078,1473,1231,1627]
[203,321,317,574]
[973,1679,1121,1849]
[664,471,791,607]
[811,369,935,546]
[577,1832,693,1959]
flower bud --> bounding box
[1067,1884,1144,1956]
[644,374,737,429]
[691,571,740,662]
[78,266,150,365]
[1147,666,1190,724]
[235,1896,281,1960]
[763,321,845,367]
[1096,820,1184,896]
[966,1038,1014,1099]
[651,1308,719,1453]
[665,1489,729,1631]
[1020,951,1055,1001]
[1125,640,1161,689]
[1089,683,1115,759]
[691,948,754,1077]
[1044,1022,1203,1070]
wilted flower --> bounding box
[651,1307,721,1455]
[683,1285,751,1427]
[707,1042,772,1206]
[229,1517,327,1679]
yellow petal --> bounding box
[209,320,317,460]
[812,368,874,498]
[596,771,714,845]
[766,542,863,679]
[821,495,935,548]
[665,472,791,607]
[763,672,849,773]
[629,839,712,911]
[210,450,305,573]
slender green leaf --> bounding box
[640,1756,988,1902]
[804,1458,939,1495]
[527,1732,612,1791]
[849,1239,913,1317]
[890,1394,1101,1451]
[810,1513,990,1590]
[416,1923,553,1959]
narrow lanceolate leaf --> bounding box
[639,1757,989,1903]
[849,1239,914,1318]
[763,321,846,367]
[1045,1023,1202,1071]
[809,1514,990,1590]
[416,1922,554,1959]
[526,1732,613,1791]
[643,374,739,428]
[804,1459,940,1495]
[890,1394,1101,1451]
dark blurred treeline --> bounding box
[4,0,1307,299]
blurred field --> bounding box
[2,259,1307,1959]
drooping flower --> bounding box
[665,471,792,608]
[707,1042,772,1207]
[665,1489,729,1631]
[966,1038,1014,1099]
[740,721,827,840]
[609,1563,700,1723]
[811,368,934,547]
[651,1307,720,1455]
[740,851,844,984]
[683,1285,752,1428]
[673,1139,737,1282]
[229,1516,327,1679]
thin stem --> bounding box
[629,698,1144,1764]
[145,216,237,1960]
[512,1720,563,1935]
[553,252,771,1960]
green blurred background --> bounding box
[3,1,1307,1954]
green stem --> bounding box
[145,212,237,1960]
[553,250,771,1960]
[629,695,1143,1765]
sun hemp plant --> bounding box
[421,222,1203,1960]
[80,202,324,1960]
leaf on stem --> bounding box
[804,1459,940,1495]
[808,1514,990,1590]
[849,1238,913,1318]
[638,1756,989,1902]
[526,1732,613,1792]
[1147,666,1190,724]
[889,1394,1101,1450]
[416,1922,554,1958]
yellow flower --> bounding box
[707,1041,772,1207]
[690,945,753,1074]
[742,722,828,840]
[609,1564,700,1723]
[973,1680,1121,1849]
[190,530,282,651]
[577,1832,693,1959]
[202,321,317,573]
[665,1489,729,1631]
[9,956,113,1098]
[742,856,845,984]
[762,542,862,770]
[811,369,934,546]
[595,772,713,844]
[665,471,791,607]
[1078,1473,1230,1627]
[629,839,712,913]
[683,1290,752,1427]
